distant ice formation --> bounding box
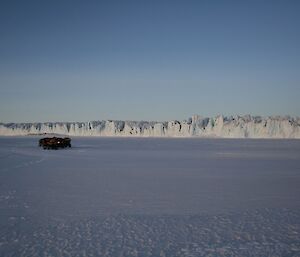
[0,115,299,138]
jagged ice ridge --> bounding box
[0,115,299,138]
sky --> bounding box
[0,0,299,122]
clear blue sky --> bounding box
[0,0,299,122]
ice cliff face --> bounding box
[0,115,299,138]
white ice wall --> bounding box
[0,115,299,138]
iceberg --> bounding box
[0,115,299,138]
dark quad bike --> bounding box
[39,137,71,150]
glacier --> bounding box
[0,115,299,138]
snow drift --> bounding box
[0,115,299,138]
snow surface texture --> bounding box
[1,115,300,138]
[0,137,300,256]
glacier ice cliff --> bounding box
[0,115,299,138]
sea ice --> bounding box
[0,137,299,256]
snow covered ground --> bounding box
[0,137,299,256]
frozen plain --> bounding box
[0,137,300,257]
